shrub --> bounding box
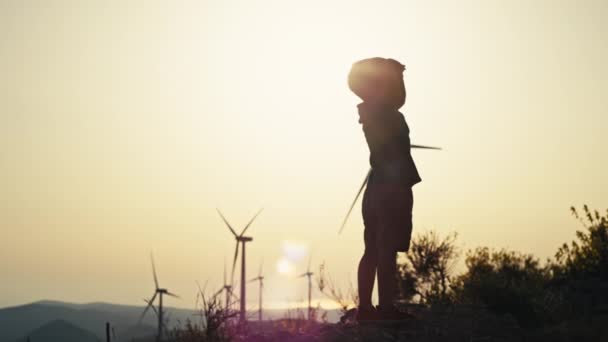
[552,205,608,280]
[166,285,237,342]
[397,231,459,306]
[451,247,550,328]
[545,205,608,321]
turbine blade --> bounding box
[231,241,240,286]
[298,273,307,278]
[248,277,258,283]
[411,144,442,150]
[335,145,439,236]
[166,291,180,298]
[138,292,157,324]
[216,208,238,237]
[240,208,263,236]
[149,291,158,304]
[151,253,159,289]
[150,303,158,316]
[338,169,371,234]
[223,257,227,285]
[137,304,152,325]
[213,287,224,298]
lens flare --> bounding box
[276,258,294,275]
[281,240,308,262]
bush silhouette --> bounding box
[451,247,550,328]
[545,205,608,321]
[397,231,459,306]
[552,206,608,280]
[451,205,608,329]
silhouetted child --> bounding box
[348,57,421,321]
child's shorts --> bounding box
[362,184,413,252]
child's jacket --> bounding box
[360,104,421,187]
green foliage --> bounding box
[451,247,550,328]
[397,231,459,306]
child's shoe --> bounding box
[355,306,379,323]
[377,305,416,321]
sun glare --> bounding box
[281,241,308,262]
[276,258,294,275]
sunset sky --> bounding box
[1,0,607,310]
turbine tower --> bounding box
[248,260,264,321]
[139,254,179,342]
[217,208,263,322]
[213,258,236,310]
[298,256,314,321]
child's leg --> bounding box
[358,246,377,310]
[376,247,397,310]
[376,186,413,311]
[358,188,377,310]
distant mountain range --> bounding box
[0,300,341,342]
[0,300,191,342]
[15,319,101,342]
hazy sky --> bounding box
[1,0,607,310]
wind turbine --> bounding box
[142,297,169,333]
[248,260,264,321]
[338,144,442,234]
[213,258,237,310]
[217,208,263,322]
[139,254,180,342]
[298,256,314,320]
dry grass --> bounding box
[316,262,358,316]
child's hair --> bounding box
[348,57,406,110]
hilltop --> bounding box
[0,300,179,341]
[16,319,100,342]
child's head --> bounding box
[348,57,406,110]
